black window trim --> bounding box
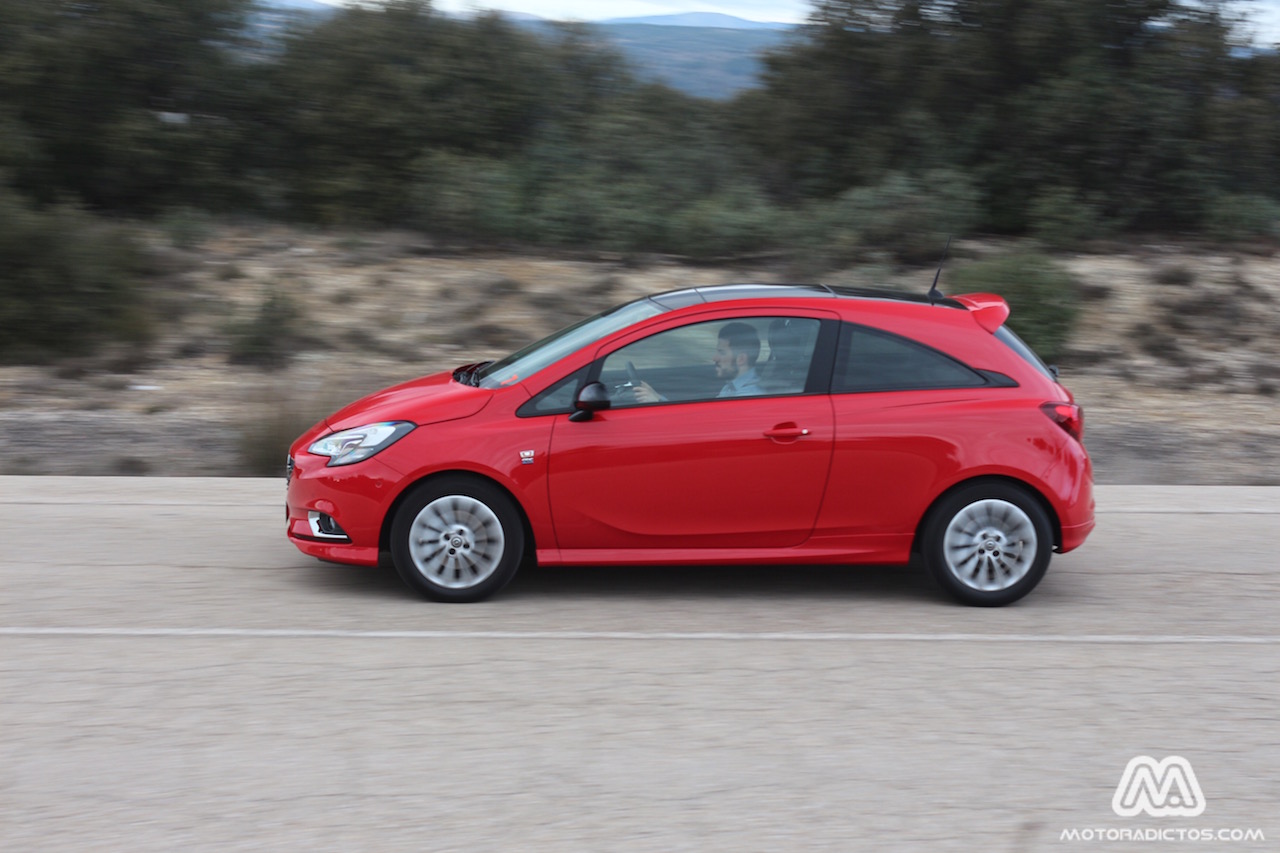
[832,322,1015,395]
[516,366,590,418]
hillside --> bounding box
[0,226,1276,483]
[256,2,793,99]
[600,13,792,30]
[589,23,792,99]
[512,18,794,98]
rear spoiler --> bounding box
[950,293,1010,333]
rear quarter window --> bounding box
[833,323,987,393]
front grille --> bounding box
[285,456,295,483]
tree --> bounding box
[730,0,1279,234]
[0,0,255,210]
[266,2,561,223]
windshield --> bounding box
[475,298,667,389]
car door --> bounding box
[547,313,837,551]
[816,322,994,540]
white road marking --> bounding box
[2,627,1279,643]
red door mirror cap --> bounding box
[951,293,1011,333]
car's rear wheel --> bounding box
[921,482,1053,607]
[390,477,525,602]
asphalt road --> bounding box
[1,477,1277,852]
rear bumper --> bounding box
[1054,462,1094,553]
[1058,517,1095,553]
[1045,433,1094,554]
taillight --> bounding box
[1041,402,1084,442]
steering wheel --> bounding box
[612,360,646,401]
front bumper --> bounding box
[285,452,404,566]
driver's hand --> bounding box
[633,381,660,404]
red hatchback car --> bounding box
[286,284,1093,606]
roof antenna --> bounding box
[927,236,951,305]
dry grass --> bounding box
[2,224,1279,481]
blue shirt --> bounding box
[719,368,762,397]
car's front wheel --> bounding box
[921,482,1053,607]
[390,477,525,602]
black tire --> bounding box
[920,482,1053,607]
[389,476,526,602]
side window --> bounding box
[833,323,986,393]
[602,316,821,408]
[518,367,588,417]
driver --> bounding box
[633,321,763,403]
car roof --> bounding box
[648,283,967,312]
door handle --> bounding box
[763,425,809,439]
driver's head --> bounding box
[714,322,761,380]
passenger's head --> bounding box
[715,322,761,379]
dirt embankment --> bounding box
[0,225,1276,483]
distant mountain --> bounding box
[493,11,548,23]
[252,0,336,43]
[256,2,797,101]
[265,0,334,12]
[591,23,794,99]
[600,13,792,30]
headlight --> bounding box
[308,421,415,467]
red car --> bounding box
[286,284,1093,606]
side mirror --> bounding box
[568,381,611,422]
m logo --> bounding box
[1112,756,1206,817]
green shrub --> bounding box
[0,187,153,363]
[1029,187,1108,248]
[157,206,214,249]
[412,152,526,241]
[524,177,647,251]
[948,252,1081,362]
[817,169,981,263]
[524,180,592,247]
[578,180,675,253]
[228,288,302,370]
[1202,193,1280,242]
[671,185,781,259]
[525,177,781,257]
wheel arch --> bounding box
[911,475,1062,555]
[378,470,538,567]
